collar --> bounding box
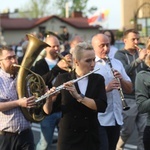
[95,56,109,65]
[0,69,16,79]
[95,56,103,62]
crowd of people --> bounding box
[0,28,150,150]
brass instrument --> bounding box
[56,51,73,72]
[106,56,130,111]
[15,34,49,122]
[35,68,100,103]
[135,45,142,52]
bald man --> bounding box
[34,35,70,150]
[92,33,132,150]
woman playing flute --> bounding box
[48,42,107,150]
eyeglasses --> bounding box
[0,55,18,61]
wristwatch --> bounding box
[77,93,85,103]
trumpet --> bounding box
[135,45,142,52]
[35,68,100,103]
[56,51,73,72]
[106,56,130,111]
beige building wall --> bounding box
[121,0,150,30]
[121,0,138,30]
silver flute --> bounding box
[35,68,100,103]
[106,56,130,111]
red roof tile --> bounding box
[1,15,101,30]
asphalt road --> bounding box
[32,123,139,150]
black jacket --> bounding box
[54,71,107,150]
[33,58,67,88]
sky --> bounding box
[0,0,121,29]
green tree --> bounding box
[54,0,68,17]
[54,0,97,17]
[19,0,51,18]
[71,0,88,12]
[18,0,97,18]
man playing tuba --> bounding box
[0,46,54,150]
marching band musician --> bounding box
[115,29,147,150]
[34,34,72,150]
[0,46,54,150]
[48,42,107,150]
[135,41,150,150]
[92,33,132,150]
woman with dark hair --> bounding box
[103,30,118,58]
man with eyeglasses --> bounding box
[92,33,132,150]
[115,29,147,150]
[0,46,54,150]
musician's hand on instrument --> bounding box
[57,59,71,71]
[64,81,79,98]
[64,54,72,62]
[46,87,58,102]
[106,79,120,92]
[45,85,49,93]
[18,96,36,108]
[139,49,147,61]
[113,70,122,80]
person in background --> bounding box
[102,30,118,58]
[50,42,107,150]
[69,35,83,54]
[115,29,147,150]
[0,46,53,150]
[18,40,29,65]
[60,27,70,43]
[135,42,150,150]
[35,34,72,150]
[92,33,132,150]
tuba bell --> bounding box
[16,34,49,122]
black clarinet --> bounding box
[106,56,130,111]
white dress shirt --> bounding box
[95,56,131,126]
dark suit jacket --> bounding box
[33,58,67,88]
[33,59,49,76]
[54,71,107,150]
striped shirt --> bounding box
[0,69,31,133]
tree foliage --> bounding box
[53,0,97,17]
[19,0,51,18]
[19,0,97,18]
[71,0,88,12]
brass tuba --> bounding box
[16,34,49,122]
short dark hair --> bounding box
[0,46,13,56]
[102,30,115,45]
[123,29,139,39]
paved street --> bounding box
[32,123,58,150]
[32,123,138,150]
